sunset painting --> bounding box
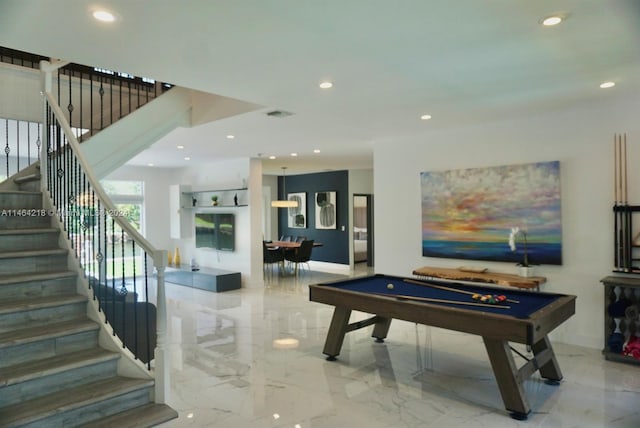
[421,161,562,265]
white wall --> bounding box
[373,92,640,349]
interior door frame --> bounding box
[353,193,374,267]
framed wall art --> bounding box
[420,161,562,265]
[315,191,336,229]
[287,192,306,228]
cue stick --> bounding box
[614,134,618,205]
[624,133,628,205]
[614,134,620,269]
[403,278,520,304]
[372,292,510,309]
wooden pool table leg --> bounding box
[323,307,352,360]
[371,317,392,342]
[483,338,531,420]
[531,335,563,384]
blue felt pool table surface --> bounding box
[327,274,561,319]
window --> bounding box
[100,179,145,278]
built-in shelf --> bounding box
[181,187,248,209]
[601,276,640,366]
[170,184,249,239]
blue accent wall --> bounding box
[277,170,349,264]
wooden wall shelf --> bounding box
[412,266,546,291]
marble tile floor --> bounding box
[158,268,640,428]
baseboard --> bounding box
[308,261,350,274]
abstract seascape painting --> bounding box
[421,161,562,265]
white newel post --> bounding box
[154,249,170,403]
[39,60,51,193]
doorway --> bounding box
[353,194,373,267]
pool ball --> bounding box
[387,283,394,290]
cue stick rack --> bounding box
[613,133,640,273]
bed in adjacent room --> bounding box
[354,227,368,262]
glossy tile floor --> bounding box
[159,266,640,428]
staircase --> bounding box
[0,177,177,427]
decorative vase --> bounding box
[168,251,173,266]
[174,248,181,266]
[518,266,535,277]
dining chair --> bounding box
[280,235,292,242]
[284,239,314,276]
[263,240,285,277]
[295,236,307,243]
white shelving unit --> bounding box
[170,184,249,239]
[182,187,248,209]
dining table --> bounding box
[265,241,323,275]
[266,240,323,249]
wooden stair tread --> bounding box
[0,376,154,427]
[0,318,98,348]
[0,190,42,195]
[82,403,179,428]
[0,270,77,285]
[0,293,86,314]
[0,347,119,386]
[13,173,41,184]
[0,248,68,258]
[0,228,59,235]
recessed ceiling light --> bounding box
[93,10,116,22]
[319,81,333,89]
[542,16,562,26]
[313,149,321,153]
[226,135,235,139]
[420,114,432,120]
[147,163,154,167]
[269,155,276,159]
[184,157,191,161]
[600,81,615,89]
[290,153,298,157]
[540,12,568,27]
[177,145,185,149]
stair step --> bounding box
[0,248,67,259]
[82,403,179,428]
[0,228,60,252]
[0,348,120,408]
[0,248,68,275]
[0,376,154,428]
[0,190,42,209]
[0,294,87,333]
[13,173,41,184]
[0,293,85,313]
[0,271,77,299]
[0,227,59,235]
[0,211,50,229]
[0,319,99,368]
[0,270,77,286]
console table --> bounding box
[413,266,546,291]
[165,265,241,292]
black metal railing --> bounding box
[54,63,172,141]
[1,118,42,180]
[45,99,159,367]
[1,45,172,143]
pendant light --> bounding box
[271,167,299,208]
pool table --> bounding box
[309,274,576,420]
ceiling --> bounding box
[1,0,639,175]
